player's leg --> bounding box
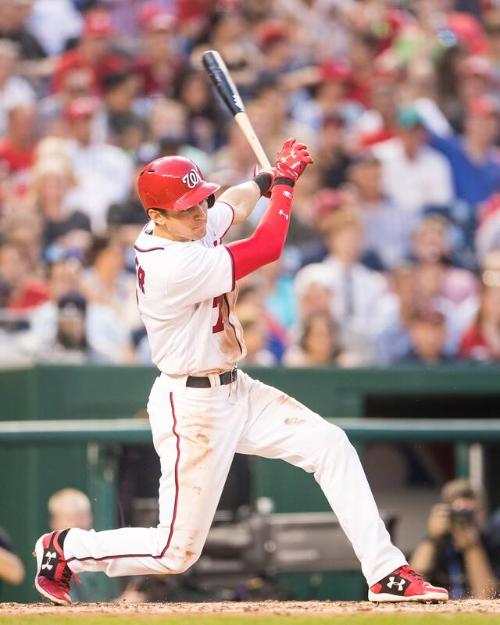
[235,372,447,601]
[35,375,244,602]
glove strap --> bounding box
[274,177,295,187]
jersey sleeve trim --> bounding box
[217,201,235,239]
[225,245,236,292]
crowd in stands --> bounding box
[0,0,499,367]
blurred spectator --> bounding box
[238,305,277,367]
[460,252,500,362]
[134,2,179,98]
[347,153,413,271]
[426,96,500,207]
[0,240,47,311]
[476,194,500,264]
[284,310,341,367]
[321,208,399,365]
[52,9,128,95]
[0,526,24,596]
[399,309,450,365]
[27,0,83,57]
[47,488,98,601]
[64,96,133,232]
[0,38,35,136]
[0,0,46,62]
[315,113,352,189]
[293,262,333,326]
[0,102,37,204]
[373,107,454,215]
[410,479,498,599]
[83,234,138,363]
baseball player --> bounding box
[34,138,448,604]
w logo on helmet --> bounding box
[182,169,201,189]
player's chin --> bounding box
[192,222,207,239]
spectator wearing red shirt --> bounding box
[0,241,48,311]
[460,253,500,362]
[133,3,180,98]
[52,10,128,95]
[0,102,37,208]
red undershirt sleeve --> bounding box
[226,182,294,280]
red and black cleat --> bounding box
[369,564,449,602]
[34,530,78,606]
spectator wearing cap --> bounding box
[292,60,362,132]
[373,107,454,215]
[52,9,128,95]
[133,1,180,99]
[320,208,399,365]
[460,251,500,363]
[347,153,413,271]
[63,95,134,232]
[0,38,35,136]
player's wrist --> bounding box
[253,172,273,196]
[273,177,295,187]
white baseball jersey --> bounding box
[133,201,246,376]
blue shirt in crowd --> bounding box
[429,132,500,206]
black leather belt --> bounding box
[186,369,237,388]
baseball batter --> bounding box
[34,139,448,604]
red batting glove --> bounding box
[274,138,313,184]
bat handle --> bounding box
[234,112,272,170]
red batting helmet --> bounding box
[137,156,219,212]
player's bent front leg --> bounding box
[236,372,448,603]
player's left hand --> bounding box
[252,164,277,198]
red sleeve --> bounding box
[226,182,293,280]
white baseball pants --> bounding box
[65,371,406,586]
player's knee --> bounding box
[163,547,202,575]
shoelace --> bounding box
[395,565,423,581]
[60,564,81,588]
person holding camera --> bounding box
[410,479,499,599]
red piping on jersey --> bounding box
[223,294,243,355]
[66,392,181,566]
[227,183,293,280]
[133,245,164,253]
[217,201,235,240]
[225,247,236,292]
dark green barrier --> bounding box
[1,364,500,602]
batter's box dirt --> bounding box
[1,599,500,624]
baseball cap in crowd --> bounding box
[256,19,288,50]
[396,107,424,128]
[83,11,114,38]
[138,2,175,31]
[64,97,100,121]
[320,60,352,83]
[468,95,498,117]
[58,291,87,316]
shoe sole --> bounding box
[33,535,71,606]
[368,590,448,603]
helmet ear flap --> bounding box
[207,194,215,208]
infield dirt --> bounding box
[1,599,500,623]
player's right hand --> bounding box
[274,138,313,184]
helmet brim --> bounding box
[172,181,220,211]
